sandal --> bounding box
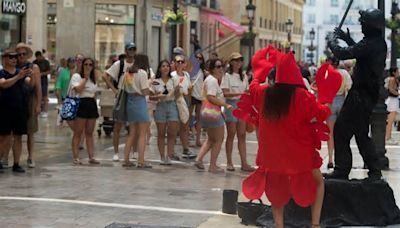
[194,161,205,170]
[311,224,321,228]
[73,159,82,165]
[226,164,235,172]
[241,165,255,172]
[137,162,152,168]
[122,161,135,167]
[208,167,225,174]
[89,159,100,165]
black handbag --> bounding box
[237,199,268,225]
[113,89,127,121]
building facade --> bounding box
[302,0,391,65]
[219,0,305,64]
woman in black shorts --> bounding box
[70,58,100,165]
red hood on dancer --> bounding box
[234,47,342,208]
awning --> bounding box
[207,13,246,36]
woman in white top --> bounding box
[150,60,180,165]
[326,57,352,169]
[171,55,195,159]
[221,52,254,172]
[194,58,233,174]
[385,67,400,145]
[121,54,151,168]
[70,57,100,165]
[190,53,206,147]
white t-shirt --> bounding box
[220,72,248,100]
[203,75,224,101]
[171,71,191,95]
[337,69,352,95]
[70,73,98,98]
[191,70,204,101]
[151,77,177,101]
[121,69,149,95]
[106,60,134,81]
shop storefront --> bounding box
[0,0,25,54]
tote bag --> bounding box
[60,82,80,121]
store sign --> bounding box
[2,1,26,14]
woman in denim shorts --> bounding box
[121,54,151,168]
[150,60,179,165]
[194,58,233,174]
[221,52,254,172]
[325,57,352,169]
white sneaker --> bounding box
[160,157,166,165]
[165,156,172,165]
[112,154,119,161]
[386,139,398,145]
[40,112,48,118]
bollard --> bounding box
[222,189,239,214]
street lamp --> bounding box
[369,0,389,170]
[285,18,293,43]
[308,28,316,64]
[246,0,256,67]
[390,0,400,67]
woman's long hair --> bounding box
[80,57,96,84]
[130,54,150,78]
[263,83,297,120]
[227,60,244,81]
[155,59,171,79]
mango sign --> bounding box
[2,1,26,14]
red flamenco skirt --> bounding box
[243,151,322,208]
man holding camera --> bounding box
[16,43,41,168]
[0,49,34,172]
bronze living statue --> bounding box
[324,8,387,181]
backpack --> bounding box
[112,60,125,89]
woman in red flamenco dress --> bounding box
[235,47,342,228]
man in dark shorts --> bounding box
[17,43,42,168]
[33,51,51,118]
[0,49,34,172]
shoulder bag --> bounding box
[60,81,80,121]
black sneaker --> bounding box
[0,163,3,173]
[182,149,197,159]
[323,171,348,180]
[12,164,25,173]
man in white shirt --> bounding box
[102,42,136,161]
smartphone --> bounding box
[25,62,33,69]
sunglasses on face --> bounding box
[215,65,223,69]
[232,58,243,62]
[84,63,93,66]
[17,52,27,57]
[176,60,185,64]
[6,55,18,60]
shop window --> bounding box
[46,3,56,62]
[95,4,135,70]
[0,0,21,61]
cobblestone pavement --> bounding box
[0,108,399,228]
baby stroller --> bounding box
[98,89,115,136]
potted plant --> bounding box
[162,9,187,25]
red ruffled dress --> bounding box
[237,48,341,208]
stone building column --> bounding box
[25,0,47,56]
[55,0,95,60]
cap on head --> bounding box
[359,8,384,31]
[173,47,185,55]
[15,42,33,59]
[125,42,136,50]
[67,57,75,64]
[229,52,243,62]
